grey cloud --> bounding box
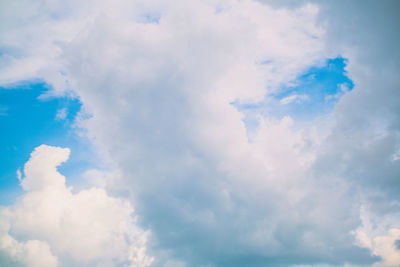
[396,240,400,250]
[63,1,398,266]
[0,0,399,266]
[311,0,400,198]
[62,3,379,266]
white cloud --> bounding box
[325,83,350,101]
[353,207,400,267]
[55,108,68,120]
[58,1,368,265]
[280,94,310,105]
[0,145,153,266]
[372,229,400,267]
[0,0,399,266]
[392,150,400,162]
[0,219,59,267]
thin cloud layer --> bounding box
[0,0,399,266]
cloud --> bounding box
[353,207,400,267]
[55,108,68,120]
[280,94,310,105]
[56,1,371,265]
[0,230,59,267]
[0,0,399,266]
[325,83,349,101]
[0,145,152,266]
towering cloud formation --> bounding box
[0,0,399,266]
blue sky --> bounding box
[0,0,399,266]
[272,57,353,116]
[233,57,354,134]
[0,81,94,204]
[0,58,353,204]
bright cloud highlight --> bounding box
[0,145,152,267]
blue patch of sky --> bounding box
[260,59,273,65]
[233,57,354,133]
[0,81,97,205]
[274,57,353,110]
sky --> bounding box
[0,0,399,266]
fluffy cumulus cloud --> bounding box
[0,145,152,266]
[0,0,399,266]
[353,207,400,267]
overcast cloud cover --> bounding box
[0,0,399,266]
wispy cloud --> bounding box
[55,107,67,120]
[280,94,310,104]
